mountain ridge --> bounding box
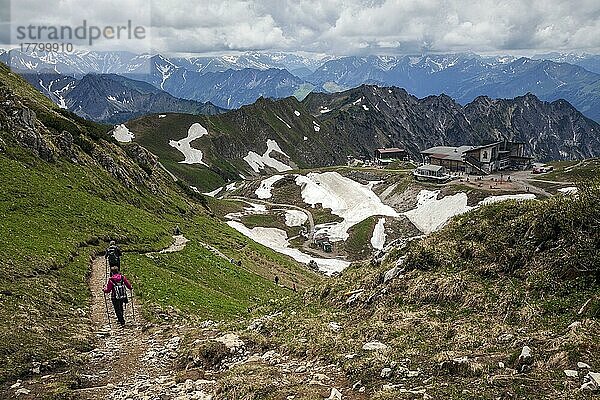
[5,49,600,121]
[19,70,225,123]
[123,85,600,190]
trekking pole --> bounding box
[130,289,136,324]
[103,292,112,329]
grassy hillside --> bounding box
[0,63,318,393]
[125,97,363,190]
[204,179,600,399]
[0,144,317,386]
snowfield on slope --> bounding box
[370,218,386,250]
[244,140,292,173]
[558,187,578,194]
[295,172,398,242]
[226,221,350,275]
[478,193,536,205]
[203,186,223,197]
[285,210,308,227]
[169,123,209,165]
[404,190,536,234]
[112,124,134,142]
[403,191,472,234]
[255,175,285,199]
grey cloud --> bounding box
[5,0,600,55]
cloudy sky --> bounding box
[5,0,600,55]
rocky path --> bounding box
[74,235,213,400]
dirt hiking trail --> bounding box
[74,235,213,400]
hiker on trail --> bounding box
[105,241,122,269]
[174,225,181,235]
[274,275,280,285]
[103,266,132,327]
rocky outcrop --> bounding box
[52,130,79,162]
[125,143,159,173]
[91,144,155,190]
[0,87,57,161]
[306,86,600,162]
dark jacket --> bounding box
[105,245,122,259]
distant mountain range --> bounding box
[124,85,600,189]
[1,51,317,110]
[120,55,315,109]
[19,71,224,124]
[3,49,600,122]
[307,54,600,122]
[533,52,600,74]
[0,49,331,77]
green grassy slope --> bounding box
[125,97,361,190]
[0,146,176,384]
[208,179,600,399]
[0,63,319,390]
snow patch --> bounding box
[226,221,350,275]
[303,136,308,141]
[275,115,291,129]
[255,175,284,199]
[243,139,292,173]
[362,104,370,111]
[478,193,536,205]
[203,186,223,197]
[225,203,266,220]
[558,186,578,194]
[158,114,166,118]
[404,190,471,234]
[320,107,331,114]
[295,172,398,242]
[112,124,134,143]
[405,190,536,234]
[169,123,209,165]
[294,110,301,116]
[370,218,386,250]
[285,210,308,227]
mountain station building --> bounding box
[419,141,532,175]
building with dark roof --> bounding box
[374,147,408,163]
[420,141,532,175]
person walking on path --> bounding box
[103,266,133,327]
[105,240,122,269]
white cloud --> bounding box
[8,0,600,55]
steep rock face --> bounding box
[464,94,600,161]
[0,86,57,161]
[305,86,600,161]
